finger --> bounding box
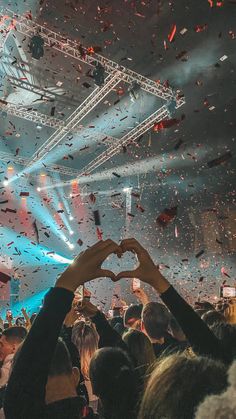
[116,270,139,280]
[120,238,147,258]
[99,241,122,262]
[100,269,116,281]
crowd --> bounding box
[0,238,236,419]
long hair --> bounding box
[72,321,99,380]
[138,353,227,419]
[123,329,155,376]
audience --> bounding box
[1,237,235,419]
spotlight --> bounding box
[37,187,41,192]
[8,166,14,171]
[29,33,44,60]
[123,187,131,193]
[69,216,74,221]
[69,230,74,236]
[68,243,75,249]
[3,180,9,187]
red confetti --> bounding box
[96,227,103,241]
[194,24,208,33]
[168,24,177,43]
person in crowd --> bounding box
[195,359,236,419]
[141,301,181,357]
[201,310,226,327]
[115,238,235,364]
[89,347,139,419]
[122,328,155,384]
[138,353,227,419]
[72,322,99,411]
[3,239,129,419]
[123,304,143,330]
[0,326,27,388]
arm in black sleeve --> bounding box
[4,287,73,419]
[161,286,229,363]
[60,325,89,403]
[91,311,127,351]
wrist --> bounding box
[148,269,170,294]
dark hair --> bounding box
[142,302,170,340]
[138,354,227,419]
[49,338,73,377]
[124,305,143,328]
[123,329,155,382]
[3,326,27,343]
[202,310,226,327]
[90,347,139,419]
[210,323,236,362]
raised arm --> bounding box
[116,238,229,364]
[4,239,121,419]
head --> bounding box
[124,304,143,329]
[201,310,226,327]
[45,339,80,405]
[72,321,98,379]
[141,302,170,342]
[123,329,155,371]
[169,316,186,342]
[90,347,139,419]
[138,353,227,419]
[0,326,27,362]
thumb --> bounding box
[116,270,138,281]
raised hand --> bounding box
[77,299,99,319]
[56,239,121,293]
[116,238,170,294]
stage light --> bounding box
[3,180,9,186]
[8,166,14,171]
[68,243,75,249]
[37,187,41,192]
[69,230,74,236]
[69,216,74,221]
[40,173,46,177]
[123,187,131,192]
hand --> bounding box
[56,239,121,293]
[116,238,170,294]
[77,299,99,318]
[21,308,31,329]
[133,288,150,305]
[64,304,79,327]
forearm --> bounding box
[4,287,74,419]
[92,311,127,351]
[151,273,228,362]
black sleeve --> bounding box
[161,286,229,363]
[4,287,74,419]
[91,311,127,352]
[60,325,89,403]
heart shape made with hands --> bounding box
[101,248,139,278]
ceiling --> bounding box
[0,0,236,312]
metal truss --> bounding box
[75,105,170,177]
[0,151,80,177]
[6,75,80,107]
[30,71,120,162]
[0,100,117,145]
[5,10,184,106]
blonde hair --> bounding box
[138,353,227,419]
[72,321,99,379]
